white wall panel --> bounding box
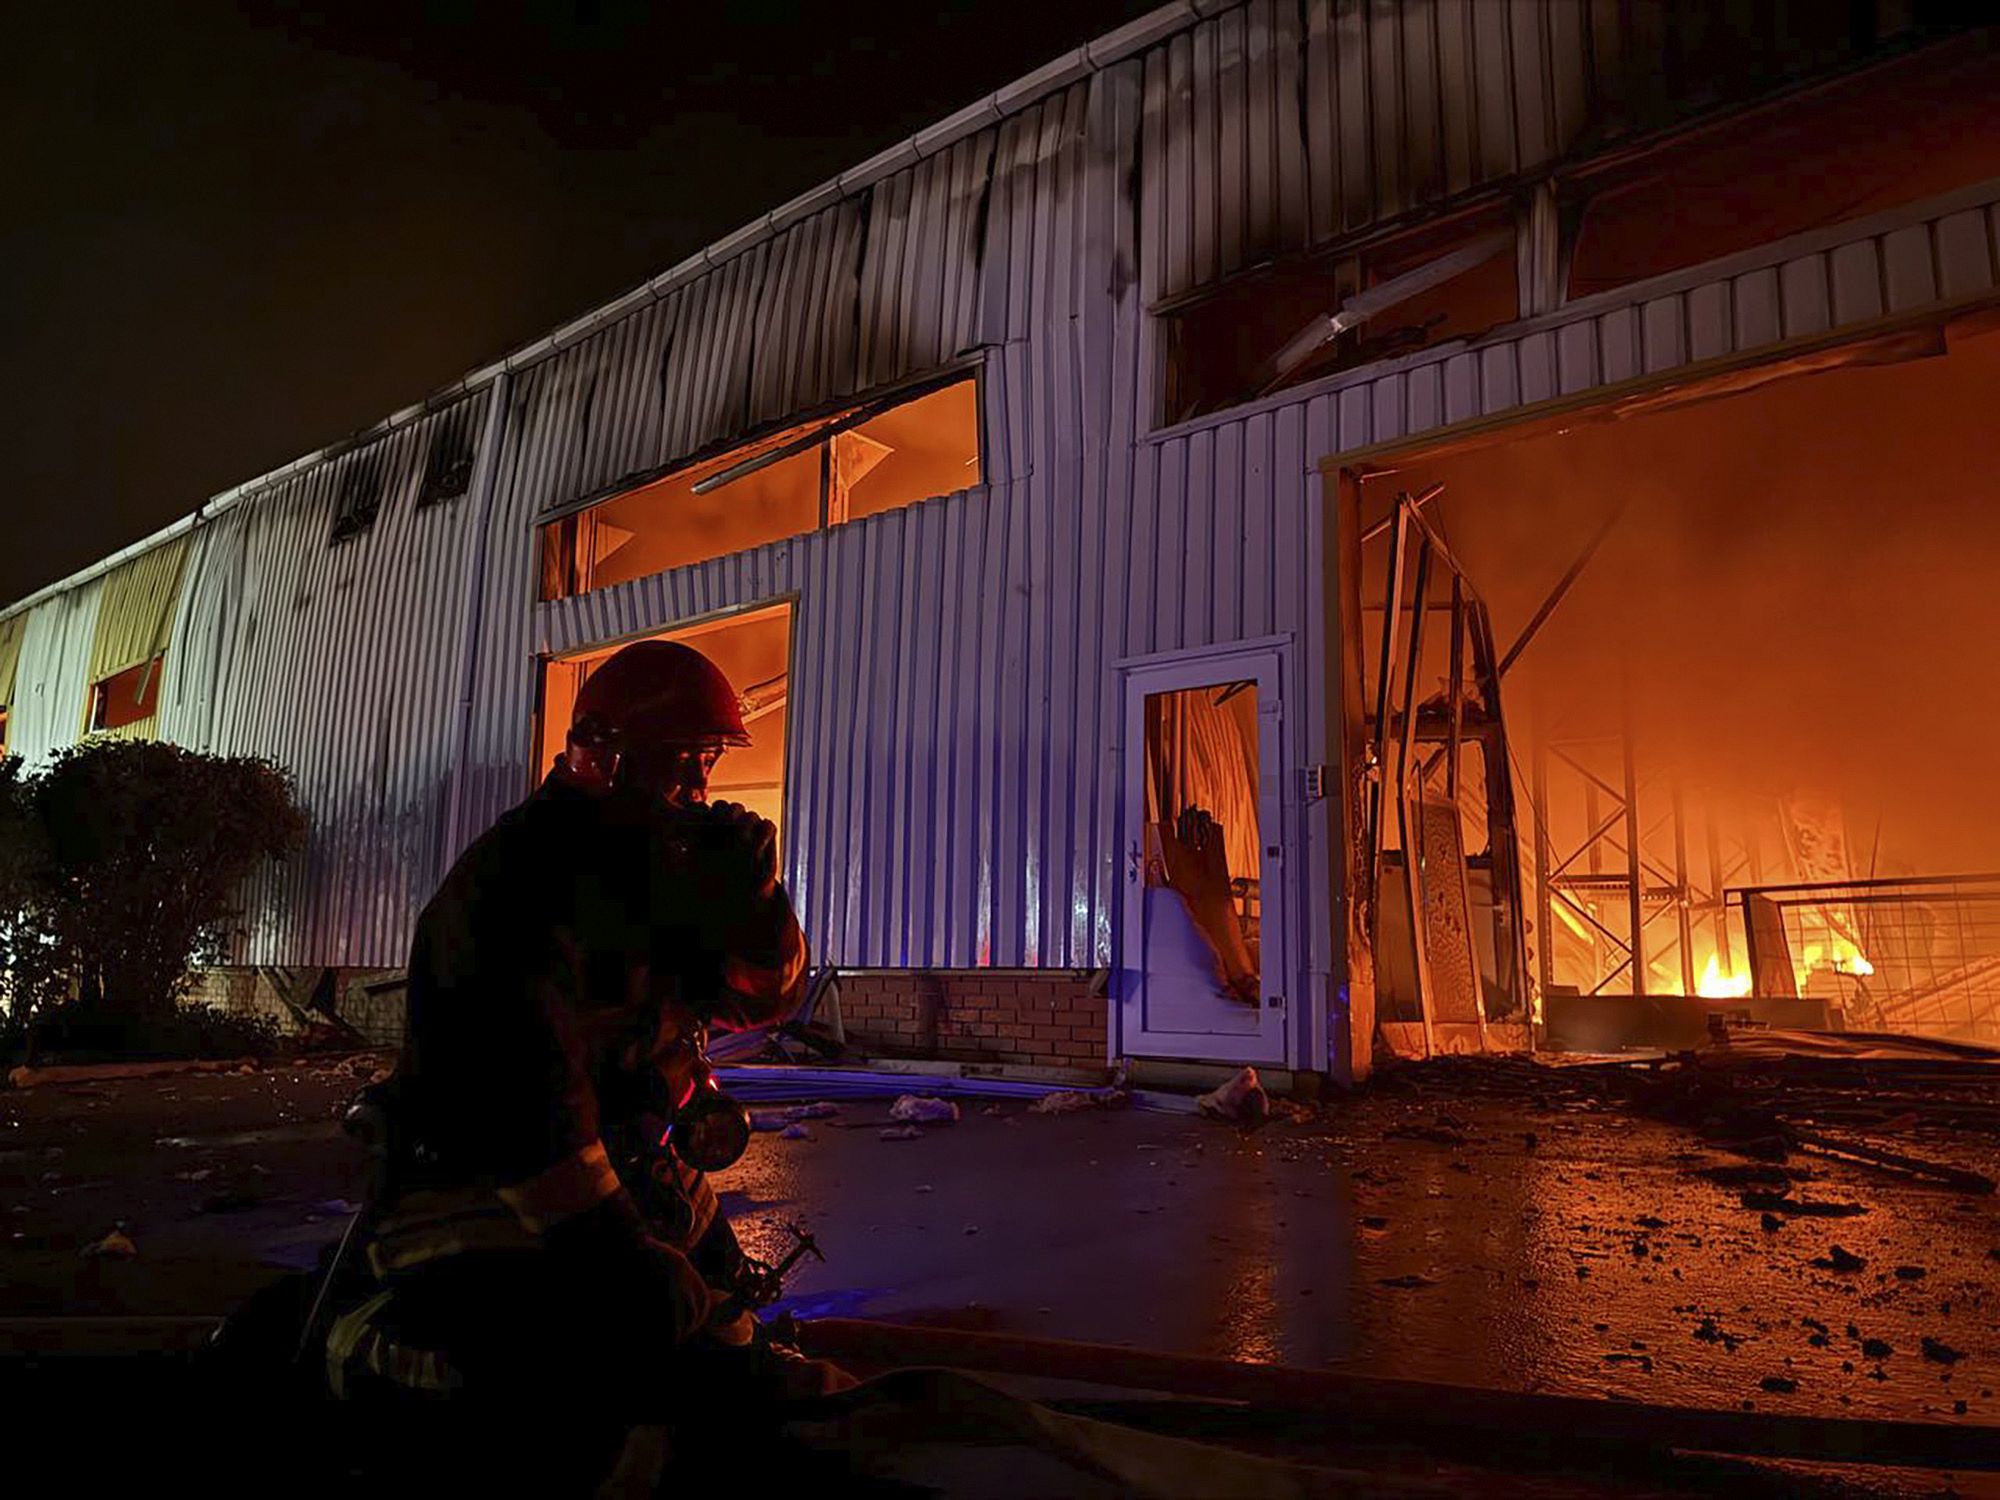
[2,3,1984,1062]
[7,580,102,765]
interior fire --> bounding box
[1353,319,2000,1050]
[538,602,793,833]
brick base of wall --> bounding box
[183,967,1104,1069]
[185,967,409,1049]
[833,970,1107,1073]
[183,968,297,1034]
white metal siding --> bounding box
[8,579,103,765]
[150,393,500,966]
[1,2,1982,1019]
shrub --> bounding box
[0,755,52,1034]
[26,740,306,1022]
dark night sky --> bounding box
[0,0,1159,605]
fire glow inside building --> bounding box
[4,3,1999,1082]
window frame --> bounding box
[1152,200,1521,427]
[533,362,986,603]
[329,450,389,545]
[86,653,166,734]
[529,594,803,815]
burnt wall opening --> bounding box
[1355,321,2000,1046]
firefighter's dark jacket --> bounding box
[380,773,806,1334]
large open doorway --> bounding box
[1347,317,2000,1051]
[535,601,794,832]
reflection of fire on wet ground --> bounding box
[1350,1046,1999,1420]
[4,1047,1997,1439]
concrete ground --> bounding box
[4,1054,1996,1429]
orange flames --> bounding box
[1689,933,1872,1000]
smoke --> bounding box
[1383,326,2000,877]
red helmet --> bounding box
[571,640,751,753]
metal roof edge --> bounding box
[4,2,1206,623]
[519,1,1198,370]
[0,512,202,626]
[1143,173,2000,450]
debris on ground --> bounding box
[1760,1375,1798,1394]
[1692,1318,1741,1351]
[1027,1090,1104,1115]
[1812,1245,1867,1272]
[778,1123,813,1141]
[752,1101,843,1132]
[878,1126,923,1142]
[80,1226,136,1258]
[1387,1121,1469,1147]
[1738,1190,1867,1218]
[1377,1273,1437,1289]
[888,1096,961,1126]
[1922,1337,1966,1364]
[1195,1066,1269,1128]
[196,1188,263,1215]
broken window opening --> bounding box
[536,602,792,838]
[88,654,165,734]
[330,453,387,544]
[1566,43,2000,301]
[1360,322,2000,1050]
[1161,212,1519,426]
[418,405,479,508]
[538,376,981,603]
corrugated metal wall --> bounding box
[522,73,2000,1012]
[7,579,102,765]
[0,612,26,716]
[152,390,500,965]
[1141,0,1943,307]
[1,1,1981,1011]
[523,63,1336,992]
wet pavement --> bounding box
[5,1057,1998,1434]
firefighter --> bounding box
[318,639,845,1438]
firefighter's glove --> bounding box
[542,1192,713,1343]
[700,1299,758,1349]
[703,800,780,903]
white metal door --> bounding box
[1118,646,1288,1065]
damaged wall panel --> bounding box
[4,2,1991,1072]
[153,390,501,967]
[6,578,103,765]
[1144,0,1944,307]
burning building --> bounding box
[1,3,1997,1082]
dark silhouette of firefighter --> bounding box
[311,639,849,1448]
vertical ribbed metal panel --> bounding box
[1142,0,1938,306]
[858,130,997,385]
[9,0,1981,1051]
[86,534,189,683]
[522,66,1333,986]
[0,612,27,707]
[1301,0,1591,265]
[7,579,103,764]
[144,392,498,966]
[748,197,869,427]
[1139,0,1313,293]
